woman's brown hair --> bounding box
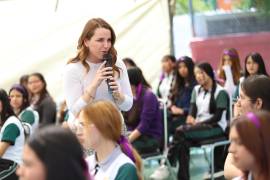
[68,18,119,75]
[218,48,242,85]
[80,100,142,179]
[231,111,270,180]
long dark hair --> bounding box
[244,52,269,78]
[197,62,217,114]
[171,56,196,103]
[28,126,90,180]
[241,75,270,111]
[127,67,151,90]
[0,89,15,126]
[9,84,29,114]
[28,72,49,105]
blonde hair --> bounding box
[80,100,142,179]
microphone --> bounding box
[103,53,113,93]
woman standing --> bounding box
[63,18,132,121]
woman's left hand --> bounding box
[109,77,124,104]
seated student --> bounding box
[168,62,230,180]
[123,67,163,154]
[157,55,176,106]
[27,72,56,126]
[123,57,137,69]
[0,89,25,180]
[224,75,270,179]
[16,126,90,180]
[9,84,39,133]
[229,111,270,180]
[233,52,268,103]
[78,100,142,180]
[168,56,196,136]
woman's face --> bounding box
[28,76,44,95]
[16,145,46,180]
[229,126,256,171]
[9,89,24,111]
[194,67,210,86]
[246,56,259,75]
[84,27,112,62]
[161,59,174,74]
[78,112,101,150]
[223,55,232,66]
[178,62,189,78]
[236,88,256,115]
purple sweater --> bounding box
[127,89,163,140]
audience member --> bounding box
[16,126,90,180]
[0,89,25,180]
[168,56,196,136]
[217,48,242,98]
[168,62,230,180]
[123,67,162,154]
[157,55,176,106]
[123,57,137,69]
[9,84,39,133]
[78,101,142,179]
[28,72,56,126]
[233,52,268,102]
[224,75,270,179]
[229,111,270,180]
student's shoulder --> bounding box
[115,163,138,180]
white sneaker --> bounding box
[149,165,170,180]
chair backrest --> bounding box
[158,98,168,154]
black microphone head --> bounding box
[103,53,113,67]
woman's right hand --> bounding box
[90,61,113,89]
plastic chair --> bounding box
[142,98,176,179]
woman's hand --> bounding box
[186,115,196,125]
[109,77,125,104]
[83,61,113,102]
[170,105,184,115]
[91,61,113,89]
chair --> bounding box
[141,98,176,179]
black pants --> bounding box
[168,124,226,180]
[132,135,160,154]
[0,158,18,180]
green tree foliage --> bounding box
[175,0,270,15]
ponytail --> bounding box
[118,135,143,180]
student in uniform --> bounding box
[16,126,90,180]
[168,62,230,180]
[0,89,25,180]
[9,84,39,133]
[78,100,142,180]
[229,111,270,180]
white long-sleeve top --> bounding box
[63,59,133,116]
